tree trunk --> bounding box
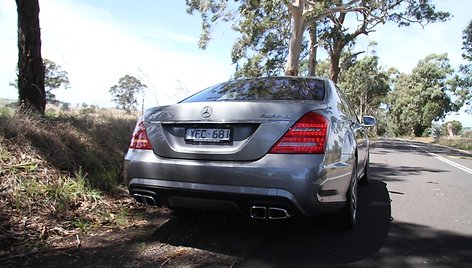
[285,4,305,76]
[16,0,45,114]
[364,90,368,115]
[446,122,454,137]
[358,96,362,116]
[328,12,346,84]
[308,23,318,76]
[329,48,342,83]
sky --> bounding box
[0,0,471,126]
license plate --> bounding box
[185,128,232,142]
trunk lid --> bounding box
[144,101,327,161]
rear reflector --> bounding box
[269,112,328,154]
[129,117,152,150]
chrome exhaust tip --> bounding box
[250,206,267,219]
[133,193,158,206]
[132,193,144,203]
[268,207,291,219]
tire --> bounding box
[337,165,358,230]
[359,154,370,186]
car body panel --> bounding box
[144,101,329,161]
[124,150,353,215]
[124,76,371,219]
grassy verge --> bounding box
[402,136,472,152]
[435,137,472,151]
[0,108,145,255]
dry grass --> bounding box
[436,137,472,151]
[0,108,144,256]
[405,136,472,152]
[1,109,136,191]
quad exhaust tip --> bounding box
[268,207,292,219]
[250,206,267,219]
[133,193,158,206]
[250,206,292,220]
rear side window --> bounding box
[181,78,326,103]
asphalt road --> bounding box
[14,138,472,267]
[237,138,472,267]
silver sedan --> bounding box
[124,76,375,228]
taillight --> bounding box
[269,112,328,154]
[129,116,152,150]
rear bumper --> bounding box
[124,150,352,216]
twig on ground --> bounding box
[76,234,81,248]
[160,258,172,267]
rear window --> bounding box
[181,78,326,103]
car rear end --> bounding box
[124,77,352,219]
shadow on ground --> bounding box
[372,138,472,158]
[5,181,472,267]
[369,162,448,182]
[237,180,472,267]
[235,179,392,267]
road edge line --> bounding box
[405,141,472,175]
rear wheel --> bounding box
[337,164,358,230]
[359,154,370,185]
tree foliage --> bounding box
[186,0,235,50]
[109,75,147,113]
[186,0,449,80]
[187,0,366,76]
[338,55,390,115]
[11,59,70,104]
[231,2,291,78]
[16,0,45,114]
[463,19,472,61]
[43,59,70,104]
[319,0,449,82]
[454,19,472,114]
[388,54,456,137]
[442,120,463,137]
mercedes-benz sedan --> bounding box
[124,76,375,228]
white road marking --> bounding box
[429,152,472,175]
[406,141,472,175]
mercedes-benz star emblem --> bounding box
[201,106,212,118]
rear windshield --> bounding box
[181,78,326,103]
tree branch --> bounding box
[282,0,297,15]
[304,0,365,25]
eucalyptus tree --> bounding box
[109,75,147,114]
[10,59,70,104]
[455,19,472,114]
[442,120,463,137]
[463,20,472,60]
[187,0,362,77]
[338,55,390,115]
[388,54,456,137]
[15,0,45,113]
[186,0,449,80]
[231,2,291,78]
[319,0,449,82]
[43,59,70,104]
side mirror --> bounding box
[362,115,376,127]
